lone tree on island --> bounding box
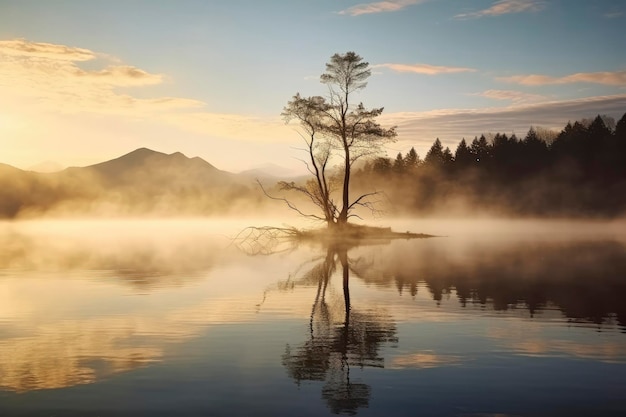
[280,52,397,229]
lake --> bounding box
[0,218,625,416]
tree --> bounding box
[283,52,397,228]
[321,52,397,226]
[587,115,612,146]
[586,115,616,180]
[469,135,491,166]
[552,121,588,161]
[615,112,626,141]
[614,112,626,176]
[454,138,473,169]
[518,127,549,174]
[424,138,444,167]
[404,147,420,171]
[393,152,405,174]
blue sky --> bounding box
[1,0,625,172]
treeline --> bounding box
[356,113,626,216]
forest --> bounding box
[354,113,626,217]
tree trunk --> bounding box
[338,144,350,227]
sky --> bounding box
[1,0,625,173]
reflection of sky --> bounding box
[0,220,324,393]
[1,220,625,416]
[0,274,260,392]
[390,351,463,369]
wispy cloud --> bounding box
[0,39,94,61]
[473,89,546,103]
[75,65,163,87]
[604,11,623,19]
[373,62,475,75]
[455,0,545,19]
[338,0,426,16]
[499,70,626,86]
[0,39,173,111]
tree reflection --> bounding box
[281,245,397,415]
[354,240,626,330]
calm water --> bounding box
[1,219,625,416]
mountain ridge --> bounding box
[0,147,271,218]
[70,147,239,188]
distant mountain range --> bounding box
[0,148,282,218]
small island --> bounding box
[296,224,434,241]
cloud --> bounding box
[604,11,623,19]
[338,0,426,16]
[74,65,163,87]
[455,0,545,19]
[473,89,546,103]
[380,94,626,153]
[499,70,626,86]
[0,39,192,114]
[373,62,475,75]
[0,38,95,61]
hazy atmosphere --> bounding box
[2,1,626,416]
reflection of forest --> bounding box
[281,247,398,415]
[352,240,626,328]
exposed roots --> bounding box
[232,226,302,255]
[232,224,436,255]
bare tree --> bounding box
[282,94,339,226]
[282,52,397,229]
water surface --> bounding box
[1,219,625,416]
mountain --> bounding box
[0,148,264,218]
[67,147,242,188]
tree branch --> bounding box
[256,180,325,222]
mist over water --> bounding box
[1,217,625,416]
